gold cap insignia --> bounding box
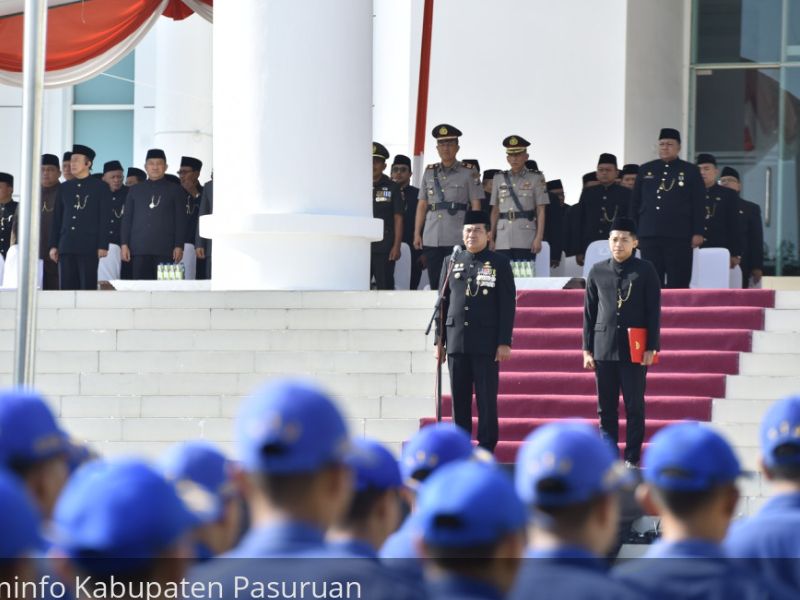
[510,137,518,146]
[439,126,448,135]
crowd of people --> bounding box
[0,381,798,599]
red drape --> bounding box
[0,0,165,72]
[163,0,212,21]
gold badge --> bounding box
[510,136,518,146]
[372,144,376,154]
[439,126,448,136]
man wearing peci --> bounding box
[436,210,515,453]
[583,217,661,467]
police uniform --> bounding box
[0,468,43,560]
[371,143,404,290]
[48,145,111,290]
[0,172,17,259]
[696,155,741,259]
[120,149,187,280]
[575,154,631,257]
[584,217,660,465]
[439,212,515,452]
[418,124,483,289]
[490,136,549,259]
[632,129,705,288]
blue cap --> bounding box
[415,461,525,547]
[643,422,743,491]
[53,459,200,567]
[760,395,800,468]
[236,378,350,474]
[515,422,632,507]
[0,468,44,558]
[346,438,402,492]
[0,388,68,467]
[401,423,474,486]
[159,441,235,522]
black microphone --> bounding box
[449,245,462,262]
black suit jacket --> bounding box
[737,197,764,271]
[701,184,740,256]
[575,183,631,254]
[49,176,111,254]
[438,247,516,356]
[584,256,661,361]
[544,193,566,259]
[120,178,186,256]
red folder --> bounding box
[628,328,659,365]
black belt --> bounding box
[499,209,535,221]
[428,202,468,215]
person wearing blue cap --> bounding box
[0,469,45,583]
[725,395,800,594]
[52,459,197,592]
[613,422,769,598]
[510,422,639,600]
[0,389,70,519]
[159,440,242,562]
[415,460,526,600]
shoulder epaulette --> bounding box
[426,163,437,170]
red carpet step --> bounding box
[422,417,674,440]
[511,328,753,351]
[514,306,764,329]
[515,289,775,308]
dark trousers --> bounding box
[120,258,133,280]
[132,254,172,280]
[424,246,452,290]
[595,360,647,464]
[43,258,59,290]
[409,247,424,290]
[58,253,99,291]
[370,253,396,290]
[497,248,536,261]
[638,236,693,288]
[448,353,499,452]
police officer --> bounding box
[120,149,186,280]
[125,166,146,187]
[574,153,631,266]
[392,154,423,290]
[48,145,111,290]
[696,154,741,268]
[414,124,483,290]
[720,166,764,288]
[489,135,549,260]
[725,395,800,593]
[584,217,661,467]
[437,210,516,453]
[371,143,403,290]
[632,128,705,288]
[620,164,639,190]
[0,172,17,259]
[544,179,567,268]
[613,422,770,598]
[415,461,526,600]
[511,422,639,600]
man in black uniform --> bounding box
[196,177,214,279]
[61,151,73,182]
[371,142,403,290]
[48,145,110,290]
[583,217,660,466]
[102,160,130,279]
[0,172,17,260]
[574,153,631,266]
[126,167,146,187]
[436,210,516,453]
[120,149,186,280]
[631,128,705,288]
[620,164,639,190]
[391,154,423,290]
[582,172,599,189]
[482,169,501,213]
[719,166,764,288]
[696,154,741,268]
[544,179,567,268]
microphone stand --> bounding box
[425,251,459,422]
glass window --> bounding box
[695,0,782,64]
[73,110,134,171]
[74,53,135,105]
[788,0,800,59]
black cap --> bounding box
[103,160,124,174]
[72,144,96,161]
[464,210,490,227]
[392,154,411,168]
[598,153,618,167]
[546,179,563,191]
[525,159,539,172]
[503,135,530,154]
[483,169,501,183]
[126,167,146,181]
[582,172,598,185]
[462,159,480,173]
[146,148,167,161]
[621,163,639,176]
[696,153,717,166]
[164,173,181,185]
[432,124,462,141]
[372,142,390,161]
[659,128,681,143]
[90,173,103,180]
[180,156,202,171]
[0,172,13,187]
[42,154,60,168]
[720,166,740,181]
[610,217,637,235]
[62,151,72,162]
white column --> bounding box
[205,0,381,291]
[152,16,213,174]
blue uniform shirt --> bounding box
[380,517,424,582]
[225,520,332,558]
[427,575,504,600]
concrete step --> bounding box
[712,398,774,424]
[775,291,800,309]
[752,331,800,353]
[764,309,800,332]
[739,353,800,376]
[726,375,800,399]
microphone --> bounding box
[450,245,462,261]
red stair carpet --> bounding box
[420,289,775,463]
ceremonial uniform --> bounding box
[584,219,660,465]
[400,182,421,288]
[196,179,214,278]
[371,173,403,289]
[184,184,203,245]
[575,182,630,256]
[0,198,18,259]
[49,167,111,290]
[701,183,740,256]
[631,129,705,288]
[38,183,60,288]
[544,180,567,265]
[738,197,764,287]
[491,168,549,257]
[439,224,515,452]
